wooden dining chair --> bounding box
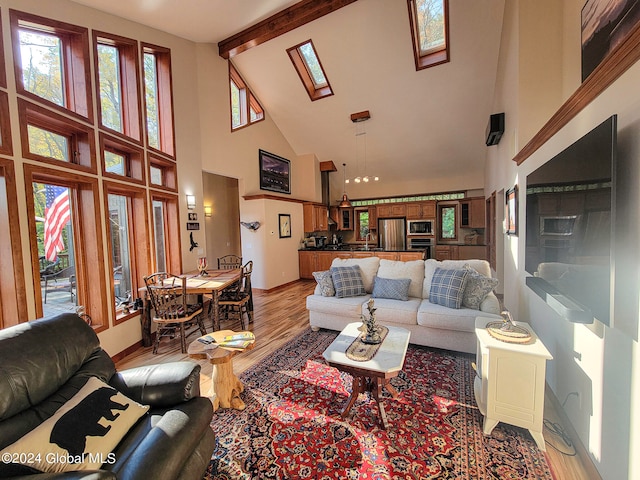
[217,255,243,270]
[144,273,207,354]
[218,261,253,330]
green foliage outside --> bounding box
[359,211,370,239]
[441,206,456,239]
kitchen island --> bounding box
[298,248,425,279]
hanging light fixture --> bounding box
[339,163,352,208]
[346,110,379,184]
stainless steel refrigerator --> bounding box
[378,218,406,250]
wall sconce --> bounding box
[204,205,212,217]
[186,194,196,210]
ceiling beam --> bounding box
[218,0,358,59]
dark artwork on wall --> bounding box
[581,0,640,81]
[259,149,290,194]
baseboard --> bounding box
[111,340,144,363]
[253,279,311,294]
[545,384,602,480]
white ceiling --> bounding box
[71,0,506,198]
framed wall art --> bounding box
[505,185,518,236]
[259,149,290,194]
[581,0,639,81]
[279,214,291,238]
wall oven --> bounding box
[407,219,434,236]
[408,237,433,259]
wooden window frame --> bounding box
[18,98,97,173]
[0,158,28,328]
[286,39,334,101]
[103,181,150,324]
[148,153,177,192]
[150,191,181,274]
[142,43,176,158]
[0,91,12,156]
[10,9,93,122]
[437,201,458,241]
[99,132,145,185]
[354,208,369,241]
[93,31,143,144]
[229,62,264,131]
[0,9,6,88]
[407,0,450,71]
[24,164,108,330]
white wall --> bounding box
[486,2,640,478]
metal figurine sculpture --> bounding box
[500,310,517,331]
[360,298,382,344]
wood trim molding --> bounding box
[513,20,640,165]
[218,0,358,59]
[243,194,306,204]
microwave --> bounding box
[407,219,434,236]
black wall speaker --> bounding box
[486,112,505,146]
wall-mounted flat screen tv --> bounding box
[525,115,616,325]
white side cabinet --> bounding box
[474,317,552,450]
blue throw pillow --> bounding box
[429,267,469,309]
[330,266,366,298]
[372,276,411,301]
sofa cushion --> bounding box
[0,377,149,474]
[372,276,411,301]
[306,293,371,317]
[330,256,380,293]
[366,297,421,326]
[417,301,483,333]
[312,270,335,297]
[423,259,492,299]
[429,267,469,309]
[377,259,425,298]
[330,266,366,298]
[462,265,499,310]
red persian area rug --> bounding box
[205,329,554,479]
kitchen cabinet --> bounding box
[460,197,485,229]
[434,245,458,261]
[397,251,424,262]
[303,203,328,232]
[329,207,353,231]
[316,251,335,271]
[368,206,377,230]
[458,245,487,261]
[299,251,317,279]
[406,201,436,219]
[377,204,406,218]
[474,317,552,451]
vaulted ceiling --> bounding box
[71,0,506,198]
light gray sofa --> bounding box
[307,257,501,354]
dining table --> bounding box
[139,268,242,347]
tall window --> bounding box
[93,32,142,142]
[356,209,370,241]
[438,203,457,240]
[11,10,93,120]
[407,0,450,70]
[142,43,175,157]
[152,200,167,272]
[104,182,150,321]
[229,62,264,131]
[287,40,333,101]
[151,193,181,274]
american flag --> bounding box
[44,185,70,262]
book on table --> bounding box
[219,332,255,349]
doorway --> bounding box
[202,172,242,268]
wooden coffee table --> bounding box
[323,322,410,429]
[187,330,255,412]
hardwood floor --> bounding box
[116,280,597,479]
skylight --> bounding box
[407,0,450,70]
[287,40,333,101]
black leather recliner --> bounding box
[0,313,215,479]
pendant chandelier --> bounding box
[345,111,379,185]
[339,163,352,208]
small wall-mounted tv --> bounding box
[525,115,616,325]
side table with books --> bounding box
[187,330,255,411]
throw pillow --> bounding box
[372,276,412,301]
[312,270,335,297]
[0,377,149,474]
[330,265,366,298]
[462,265,499,310]
[429,267,469,309]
